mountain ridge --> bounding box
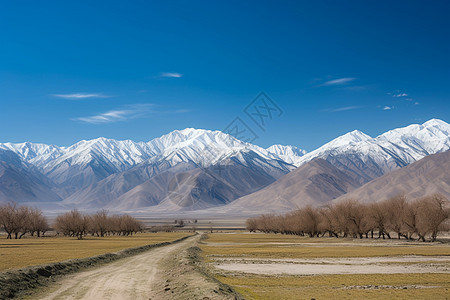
[0,119,449,212]
[333,149,450,204]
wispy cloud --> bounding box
[73,104,190,124]
[392,93,408,97]
[388,91,410,98]
[383,106,393,110]
[73,104,154,124]
[321,77,356,86]
[53,93,110,99]
[324,106,362,112]
[160,72,183,78]
[76,110,130,124]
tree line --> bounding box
[246,194,450,242]
[54,209,142,239]
[0,203,142,239]
[0,203,49,239]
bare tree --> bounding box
[0,202,17,239]
[416,194,450,241]
[54,209,89,239]
[368,202,390,239]
[0,203,30,239]
[246,217,258,232]
[246,193,449,242]
[385,194,409,239]
[91,209,109,237]
[28,207,49,237]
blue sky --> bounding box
[1,1,449,150]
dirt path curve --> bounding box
[36,235,199,300]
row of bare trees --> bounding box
[54,209,142,239]
[246,194,450,242]
[0,203,49,239]
[0,203,143,240]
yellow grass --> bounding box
[0,232,190,272]
[201,233,450,299]
[202,233,450,259]
[218,273,450,300]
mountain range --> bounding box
[0,119,449,214]
[333,150,450,204]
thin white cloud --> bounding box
[321,77,356,86]
[160,72,183,78]
[73,104,189,124]
[53,93,110,99]
[325,106,362,112]
[414,102,419,105]
[73,104,154,124]
[76,110,129,124]
[383,106,393,110]
[392,93,408,97]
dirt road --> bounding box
[36,235,198,300]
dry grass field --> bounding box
[201,233,450,299]
[0,232,190,272]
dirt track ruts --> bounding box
[36,235,198,300]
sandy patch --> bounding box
[214,255,450,264]
[214,255,450,275]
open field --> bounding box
[0,232,190,272]
[200,233,450,299]
[201,233,450,258]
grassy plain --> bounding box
[201,233,450,299]
[0,232,190,272]
[201,233,450,258]
[218,273,450,299]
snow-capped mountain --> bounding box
[0,129,276,176]
[1,128,295,207]
[0,149,62,203]
[0,142,64,168]
[0,129,280,193]
[293,119,450,184]
[64,149,294,210]
[143,128,274,167]
[1,119,449,211]
[266,144,307,165]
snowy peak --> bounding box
[150,128,253,151]
[376,119,450,156]
[327,130,373,147]
[379,119,450,139]
[0,142,63,167]
[423,118,450,129]
[294,119,450,185]
[266,144,306,165]
[1,119,449,209]
[293,129,373,165]
[145,128,271,167]
[0,128,272,179]
[1,119,449,190]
